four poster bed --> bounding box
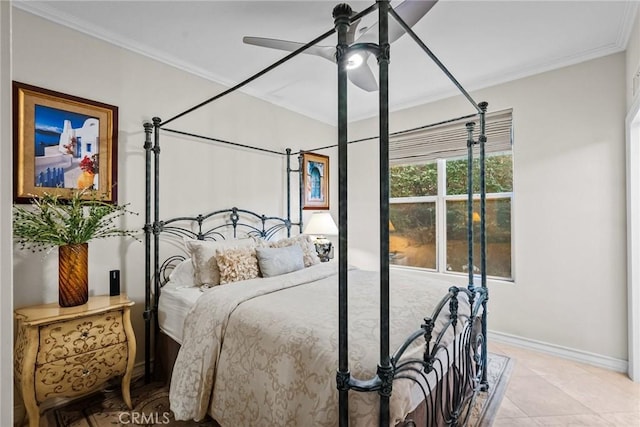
[143,2,490,426]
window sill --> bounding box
[390,264,515,287]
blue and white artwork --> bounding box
[306,160,326,204]
[33,105,100,189]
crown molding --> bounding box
[618,2,640,50]
[12,1,239,88]
[12,0,638,127]
[12,0,341,124]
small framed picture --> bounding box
[302,152,329,210]
[13,81,118,203]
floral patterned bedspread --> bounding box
[169,262,465,426]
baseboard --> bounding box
[488,330,628,374]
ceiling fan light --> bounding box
[346,53,364,70]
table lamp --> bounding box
[303,212,338,262]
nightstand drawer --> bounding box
[37,310,126,364]
[35,342,128,403]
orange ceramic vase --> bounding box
[58,243,89,307]
[77,171,95,190]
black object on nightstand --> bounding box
[109,270,120,296]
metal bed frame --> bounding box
[143,2,490,426]
[142,133,305,379]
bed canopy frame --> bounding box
[143,1,489,425]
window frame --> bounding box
[390,155,515,282]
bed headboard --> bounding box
[153,207,292,286]
[159,207,292,241]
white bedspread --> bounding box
[157,282,202,344]
[169,262,466,426]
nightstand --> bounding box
[14,295,136,427]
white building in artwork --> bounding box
[58,118,99,159]
[34,118,100,188]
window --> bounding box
[389,109,513,280]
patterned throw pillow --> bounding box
[216,247,260,284]
[270,235,320,267]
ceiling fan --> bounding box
[243,0,439,92]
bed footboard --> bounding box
[394,286,487,427]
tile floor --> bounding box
[489,341,640,426]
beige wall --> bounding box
[10,7,335,368]
[1,1,13,424]
[347,53,628,362]
[626,6,640,108]
[625,1,640,382]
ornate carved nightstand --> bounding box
[14,295,136,427]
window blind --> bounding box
[389,108,513,165]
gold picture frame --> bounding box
[302,152,329,210]
[13,81,118,203]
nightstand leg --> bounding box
[22,396,39,427]
[122,307,136,409]
[122,375,133,409]
[19,327,40,427]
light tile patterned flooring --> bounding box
[489,341,640,426]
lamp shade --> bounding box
[303,212,338,236]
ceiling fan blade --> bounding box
[243,36,336,62]
[356,0,438,44]
[348,60,378,92]
[347,16,361,44]
[244,32,378,92]
[389,0,438,42]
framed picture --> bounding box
[13,81,118,203]
[302,152,329,210]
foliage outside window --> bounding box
[389,163,437,197]
[390,153,513,280]
[389,202,437,269]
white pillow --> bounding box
[184,238,257,286]
[167,258,195,287]
[256,245,305,278]
[270,235,320,267]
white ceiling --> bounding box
[13,0,639,125]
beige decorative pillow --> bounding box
[216,247,260,284]
[271,235,320,267]
[184,238,256,287]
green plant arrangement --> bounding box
[13,189,139,307]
